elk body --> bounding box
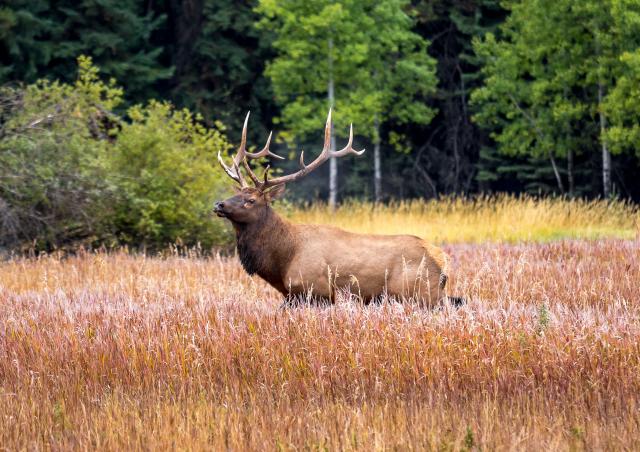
[214,111,463,307]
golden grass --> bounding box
[1,238,639,450]
[286,195,640,243]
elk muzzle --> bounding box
[213,201,227,217]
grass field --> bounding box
[1,198,639,450]
[288,195,639,243]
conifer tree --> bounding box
[0,0,172,102]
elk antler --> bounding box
[218,109,365,190]
[259,109,365,189]
[217,111,285,187]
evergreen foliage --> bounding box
[167,0,275,140]
[0,0,172,102]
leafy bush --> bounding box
[0,56,120,249]
[111,101,230,248]
[0,56,233,251]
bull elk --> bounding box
[214,110,465,308]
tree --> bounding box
[358,2,437,201]
[472,2,584,195]
[0,0,172,103]
[111,101,231,247]
[166,0,275,140]
[472,0,640,198]
[602,2,640,158]
[256,0,371,208]
[256,0,437,206]
[605,49,640,155]
[409,0,505,196]
[0,56,122,248]
[0,0,57,82]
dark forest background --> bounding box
[1,0,639,249]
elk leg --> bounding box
[283,269,335,307]
[387,265,445,309]
[368,294,388,305]
[447,296,466,307]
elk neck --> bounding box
[232,206,296,288]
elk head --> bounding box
[214,110,365,224]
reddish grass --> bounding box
[1,240,639,450]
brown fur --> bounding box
[214,187,451,307]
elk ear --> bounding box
[264,184,286,201]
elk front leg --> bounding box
[282,263,336,307]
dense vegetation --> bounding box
[1,0,640,249]
[0,57,230,250]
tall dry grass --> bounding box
[1,238,639,450]
[287,195,640,243]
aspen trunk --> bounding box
[373,116,382,202]
[598,83,611,198]
[549,152,565,194]
[328,37,337,209]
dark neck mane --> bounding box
[232,207,296,286]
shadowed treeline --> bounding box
[2,0,640,206]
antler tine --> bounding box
[218,150,247,187]
[232,159,247,186]
[236,111,249,164]
[263,165,271,185]
[322,108,332,152]
[217,111,251,187]
[219,111,286,187]
[330,123,365,157]
[242,157,262,186]
[297,108,332,170]
[299,150,307,169]
[244,131,285,160]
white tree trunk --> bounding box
[549,152,564,194]
[329,126,337,207]
[567,148,574,197]
[598,83,611,198]
[373,116,382,202]
[328,37,337,209]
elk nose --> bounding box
[214,201,224,211]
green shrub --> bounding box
[111,101,231,248]
[0,56,120,249]
[0,56,233,251]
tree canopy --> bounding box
[1,0,640,250]
[472,0,640,197]
[256,0,438,202]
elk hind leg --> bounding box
[437,273,466,307]
[409,266,448,309]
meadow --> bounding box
[288,195,640,243]
[1,197,639,450]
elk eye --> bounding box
[247,199,255,204]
